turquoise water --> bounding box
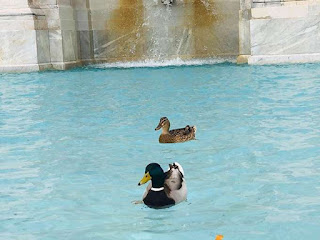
[1,63,320,240]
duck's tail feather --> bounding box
[192,125,197,134]
[173,162,185,176]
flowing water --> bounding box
[1,63,320,240]
[96,0,239,62]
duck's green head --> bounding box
[155,117,170,131]
[138,163,165,187]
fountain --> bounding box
[1,0,319,72]
[0,0,240,71]
[89,0,240,65]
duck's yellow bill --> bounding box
[138,172,151,185]
[215,235,224,240]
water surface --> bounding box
[1,63,320,240]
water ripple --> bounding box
[1,64,320,239]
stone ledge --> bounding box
[51,61,82,70]
[0,61,83,73]
[248,53,320,65]
[252,0,312,8]
[237,54,250,64]
[0,63,52,72]
[251,5,308,19]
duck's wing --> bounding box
[169,126,191,136]
[168,128,185,136]
[169,125,196,136]
[164,163,187,204]
[164,169,182,191]
[168,178,187,204]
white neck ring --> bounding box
[151,187,164,191]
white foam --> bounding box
[90,57,236,69]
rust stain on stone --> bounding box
[193,0,218,27]
[192,0,220,58]
[107,0,145,62]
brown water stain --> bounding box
[193,0,218,27]
[191,0,220,58]
[107,0,145,62]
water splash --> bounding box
[95,0,237,63]
[90,57,235,69]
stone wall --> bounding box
[1,0,320,72]
[0,0,240,72]
[0,0,81,72]
[83,0,240,63]
[0,0,50,72]
[238,0,320,64]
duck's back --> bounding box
[165,166,187,204]
[172,126,195,137]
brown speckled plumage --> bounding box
[155,117,196,143]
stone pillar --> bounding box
[0,0,82,72]
[237,0,251,64]
[72,0,94,63]
[30,0,80,70]
[0,0,51,72]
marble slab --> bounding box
[251,5,308,19]
[248,53,320,65]
[0,30,38,65]
[36,30,51,64]
[250,16,320,55]
[78,31,94,60]
[62,30,78,62]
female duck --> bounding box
[138,162,187,208]
[155,117,196,143]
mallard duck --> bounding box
[155,117,196,143]
[138,162,187,208]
